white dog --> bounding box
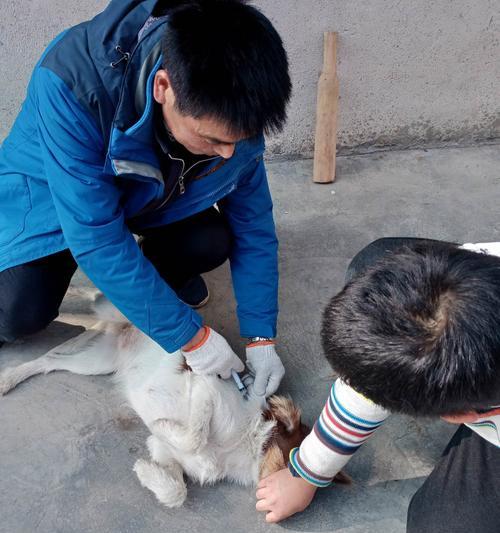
[0,295,348,507]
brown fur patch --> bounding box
[260,394,352,485]
[259,444,285,479]
[118,324,140,351]
[260,395,309,479]
[266,396,301,432]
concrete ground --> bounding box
[1,144,499,533]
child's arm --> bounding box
[256,378,390,523]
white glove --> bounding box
[181,327,244,379]
[246,342,285,397]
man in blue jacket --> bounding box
[0,0,290,396]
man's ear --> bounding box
[441,412,482,424]
[442,405,500,425]
[153,69,171,105]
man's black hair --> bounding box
[157,0,291,137]
[321,242,500,416]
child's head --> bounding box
[322,242,500,416]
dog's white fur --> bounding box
[0,295,285,507]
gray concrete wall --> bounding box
[1,0,499,155]
[261,0,500,154]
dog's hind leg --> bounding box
[0,325,120,395]
[134,439,187,508]
[0,355,54,396]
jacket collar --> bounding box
[87,0,158,77]
[103,15,167,179]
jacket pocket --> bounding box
[0,173,32,246]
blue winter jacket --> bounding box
[0,0,279,352]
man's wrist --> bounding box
[182,326,209,352]
[246,336,274,346]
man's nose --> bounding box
[215,143,235,159]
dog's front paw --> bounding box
[134,458,187,508]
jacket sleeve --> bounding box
[219,156,279,339]
[35,66,202,352]
[290,379,390,486]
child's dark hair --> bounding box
[321,242,500,416]
[158,0,291,137]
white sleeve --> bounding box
[460,242,500,258]
[289,379,390,487]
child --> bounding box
[256,238,500,532]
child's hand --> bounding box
[255,467,317,523]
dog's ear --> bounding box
[259,396,309,480]
[266,396,302,433]
[261,395,353,485]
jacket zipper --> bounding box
[128,154,236,222]
[154,116,221,210]
[180,156,220,190]
[154,154,219,211]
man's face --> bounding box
[153,69,244,159]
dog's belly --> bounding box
[166,416,269,487]
[173,381,273,486]
[112,333,275,487]
[116,341,193,427]
[136,369,272,486]
[119,339,258,435]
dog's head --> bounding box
[259,395,352,485]
[259,396,310,479]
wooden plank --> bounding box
[313,32,339,183]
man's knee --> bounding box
[406,486,429,533]
[172,214,231,271]
[197,218,232,268]
[406,483,467,533]
[142,212,232,271]
[0,298,58,342]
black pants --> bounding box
[0,208,231,342]
[348,238,500,533]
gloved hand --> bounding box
[246,342,285,397]
[181,326,244,379]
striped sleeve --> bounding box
[289,379,390,487]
